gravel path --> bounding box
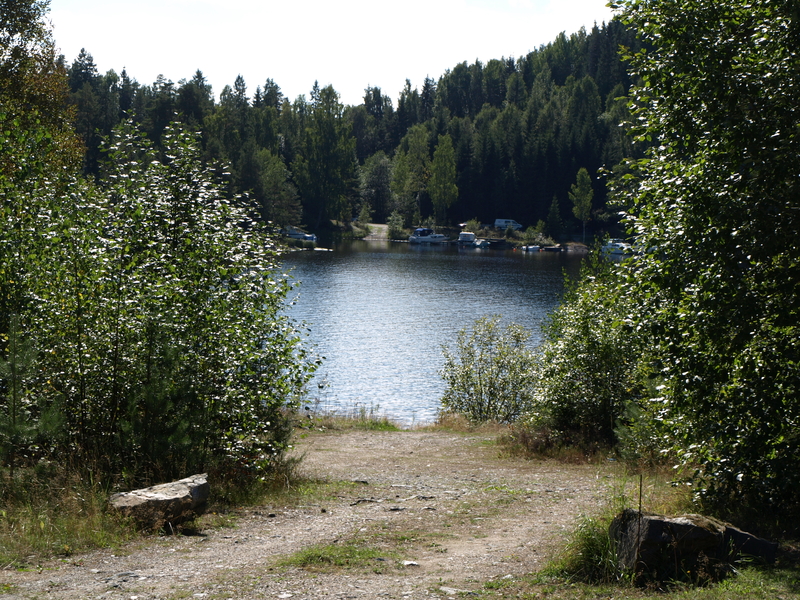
[1,430,614,599]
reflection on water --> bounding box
[282,240,583,425]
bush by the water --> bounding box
[526,251,650,449]
[439,315,536,423]
[0,122,318,486]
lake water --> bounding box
[282,241,584,425]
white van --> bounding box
[494,219,522,231]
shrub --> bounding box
[439,315,536,423]
[522,223,554,247]
[1,121,318,484]
[463,218,483,233]
[386,210,405,240]
[527,252,648,447]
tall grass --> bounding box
[547,472,694,585]
[299,401,401,432]
[0,468,135,566]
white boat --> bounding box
[459,232,490,248]
[458,231,477,245]
[283,226,317,242]
[409,228,449,244]
[521,245,540,252]
[601,238,632,256]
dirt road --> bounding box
[2,430,613,599]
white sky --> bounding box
[47,0,616,107]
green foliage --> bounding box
[569,167,594,243]
[613,0,800,516]
[528,253,647,447]
[428,134,458,224]
[550,514,621,584]
[463,218,483,233]
[0,317,44,476]
[56,19,642,234]
[359,151,394,223]
[391,124,431,223]
[1,118,317,483]
[0,467,136,566]
[522,222,554,246]
[292,83,359,229]
[386,210,405,240]
[440,315,536,424]
[356,202,372,226]
[546,196,563,240]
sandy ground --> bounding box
[363,224,389,241]
[1,429,614,599]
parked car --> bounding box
[494,219,522,231]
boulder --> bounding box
[610,508,777,584]
[109,473,210,529]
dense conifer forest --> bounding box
[63,20,643,237]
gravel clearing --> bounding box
[2,429,615,599]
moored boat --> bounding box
[458,231,477,245]
[282,226,317,242]
[601,238,632,256]
[409,228,449,244]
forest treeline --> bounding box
[64,20,643,236]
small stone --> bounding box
[439,587,469,596]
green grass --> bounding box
[470,563,800,599]
[298,401,402,431]
[0,470,136,567]
[275,542,398,572]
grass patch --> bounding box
[421,411,513,435]
[275,542,397,572]
[298,401,402,432]
[473,562,800,599]
[545,513,622,584]
[0,469,136,567]
[496,424,612,464]
[0,441,340,567]
[281,478,370,507]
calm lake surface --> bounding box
[282,241,584,425]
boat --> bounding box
[457,231,477,245]
[283,226,317,242]
[457,231,490,248]
[409,228,449,244]
[601,238,632,256]
[521,245,540,252]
